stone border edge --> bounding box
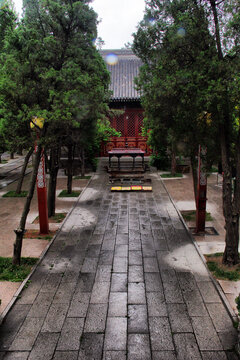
[0,174,93,325]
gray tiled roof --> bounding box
[100,49,142,102]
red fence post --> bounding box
[35,144,49,234]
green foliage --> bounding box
[0,0,110,161]
[161,173,183,178]
[58,190,81,197]
[207,261,240,281]
[181,210,213,222]
[3,190,28,197]
[0,257,38,281]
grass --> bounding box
[0,257,38,282]
[205,253,240,281]
[33,213,66,224]
[58,190,81,197]
[50,213,66,223]
[160,173,183,178]
[3,191,28,198]
[74,175,91,180]
[181,210,213,222]
[0,160,8,164]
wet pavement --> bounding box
[0,159,238,359]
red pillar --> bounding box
[35,146,49,234]
[196,145,207,233]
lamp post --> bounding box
[30,117,49,234]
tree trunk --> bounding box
[190,154,198,206]
[67,144,73,194]
[221,126,240,265]
[171,147,176,176]
[48,147,59,217]
[81,148,85,177]
[16,147,34,194]
[13,144,42,265]
[0,154,2,163]
[209,0,240,265]
[10,152,14,159]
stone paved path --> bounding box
[0,160,238,359]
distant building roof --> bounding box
[100,49,142,102]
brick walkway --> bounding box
[0,160,238,360]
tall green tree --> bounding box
[1,0,110,263]
[134,0,240,265]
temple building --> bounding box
[100,49,150,156]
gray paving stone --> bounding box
[128,305,148,333]
[145,273,163,292]
[113,257,128,272]
[41,303,68,333]
[218,331,238,350]
[144,257,159,272]
[78,333,104,360]
[0,305,31,350]
[173,333,202,360]
[129,230,140,241]
[53,351,78,360]
[128,265,144,282]
[86,245,101,258]
[146,292,167,316]
[53,282,76,304]
[103,351,126,360]
[116,234,128,244]
[149,317,174,351]
[9,317,43,351]
[128,283,146,304]
[128,334,151,360]
[152,351,177,360]
[89,234,103,245]
[167,303,192,332]
[108,292,127,317]
[117,225,128,234]
[111,273,127,292]
[27,292,55,318]
[95,265,112,282]
[68,292,90,318]
[206,303,235,333]
[178,272,208,315]
[142,244,155,257]
[191,316,223,350]
[201,352,228,360]
[76,273,95,292]
[129,239,142,251]
[102,239,116,251]
[57,318,84,350]
[99,250,114,265]
[197,281,222,303]
[39,273,62,293]
[115,245,128,257]
[81,257,98,273]
[84,304,108,332]
[1,352,30,359]
[90,282,110,303]
[28,332,59,360]
[104,317,127,351]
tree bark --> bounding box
[16,147,34,194]
[171,146,176,177]
[13,144,42,265]
[10,152,14,159]
[190,154,198,206]
[67,144,73,194]
[209,0,240,265]
[47,147,59,217]
[81,148,85,177]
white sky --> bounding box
[13,0,146,49]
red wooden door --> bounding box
[101,108,151,156]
